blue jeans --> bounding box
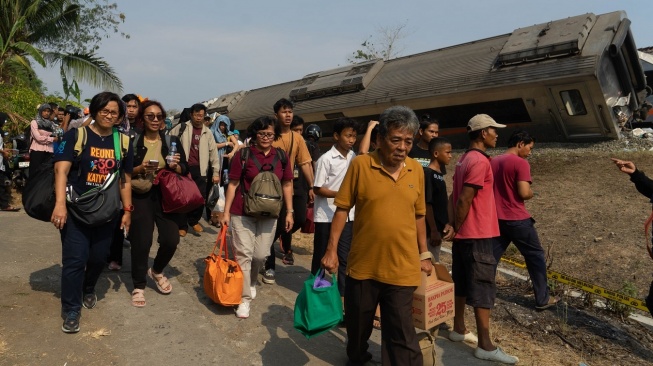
[60,215,116,313]
[493,218,550,307]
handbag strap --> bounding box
[210,226,229,259]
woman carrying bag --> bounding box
[221,116,294,319]
[51,92,134,333]
[129,100,187,307]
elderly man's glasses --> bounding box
[144,114,164,122]
[99,109,119,118]
[257,132,275,139]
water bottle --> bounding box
[167,142,177,164]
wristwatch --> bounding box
[123,204,135,212]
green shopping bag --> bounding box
[293,269,343,339]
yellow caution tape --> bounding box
[500,256,649,313]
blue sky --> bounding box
[35,0,653,111]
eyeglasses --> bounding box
[144,114,165,122]
[193,112,206,118]
[257,132,276,139]
[99,109,119,118]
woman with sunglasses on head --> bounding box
[221,116,294,318]
[51,92,134,333]
[128,100,187,307]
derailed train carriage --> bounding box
[207,11,648,145]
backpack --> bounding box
[240,147,287,219]
[23,127,129,222]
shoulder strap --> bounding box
[275,147,287,167]
[133,133,141,151]
[178,121,187,138]
[240,147,251,195]
[73,126,87,158]
[112,128,121,161]
[165,135,172,150]
[289,131,294,160]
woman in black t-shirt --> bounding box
[52,92,134,334]
[128,100,187,307]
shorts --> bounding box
[451,238,497,309]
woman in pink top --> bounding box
[29,104,60,177]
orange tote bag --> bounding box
[204,226,243,306]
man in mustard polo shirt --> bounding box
[322,106,433,366]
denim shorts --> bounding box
[451,238,497,309]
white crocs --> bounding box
[474,347,519,364]
[448,330,478,344]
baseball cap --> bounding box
[233,130,240,135]
[467,114,506,132]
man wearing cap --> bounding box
[449,114,519,364]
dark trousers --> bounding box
[345,277,422,366]
[60,215,116,313]
[205,166,213,219]
[184,165,207,228]
[312,221,353,295]
[107,210,125,265]
[492,218,550,307]
[28,150,52,178]
[0,170,10,208]
[265,194,307,270]
[130,188,181,290]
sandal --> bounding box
[131,289,146,307]
[148,268,172,294]
[373,315,382,330]
[1,206,20,212]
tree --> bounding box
[347,21,411,64]
[0,0,123,93]
[46,0,129,55]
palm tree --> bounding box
[0,0,122,92]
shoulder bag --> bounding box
[65,130,123,227]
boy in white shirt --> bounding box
[312,118,358,299]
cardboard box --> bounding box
[412,263,455,330]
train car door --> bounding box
[548,83,606,139]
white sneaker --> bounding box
[474,347,519,364]
[250,286,257,300]
[235,302,250,319]
[448,330,478,344]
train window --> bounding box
[559,90,587,116]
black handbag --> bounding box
[65,130,124,227]
[66,171,121,227]
[22,160,55,222]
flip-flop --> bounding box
[1,206,20,212]
[148,268,172,294]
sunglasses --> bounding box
[144,114,165,122]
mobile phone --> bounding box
[148,160,159,166]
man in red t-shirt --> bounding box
[491,130,559,311]
[450,114,518,364]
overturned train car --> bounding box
[210,11,648,144]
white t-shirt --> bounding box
[313,145,356,222]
